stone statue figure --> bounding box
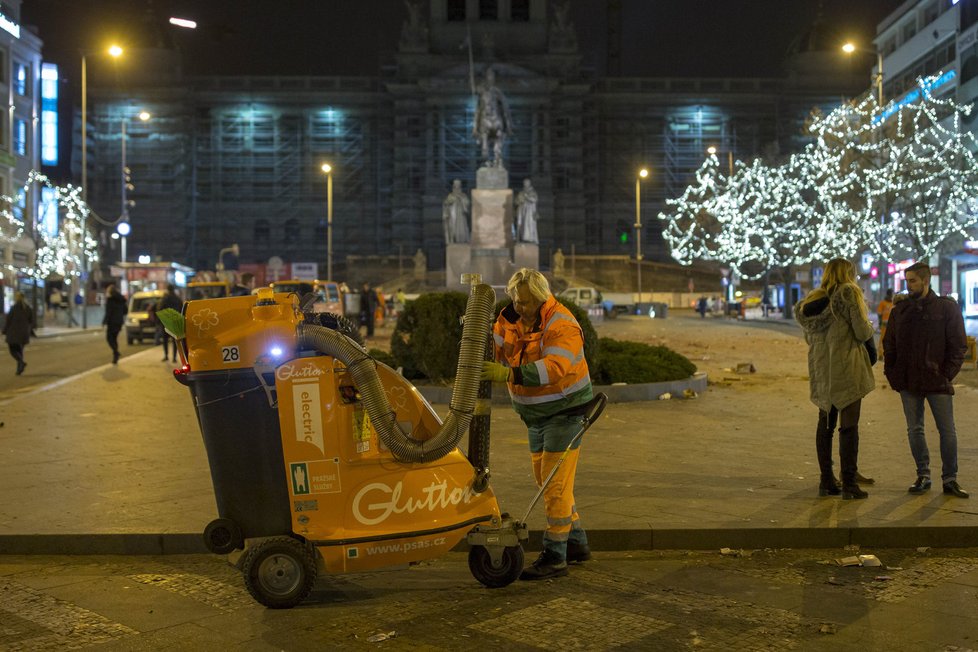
[514,178,539,243]
[399,0,428,51]
[413,248,427,276]
[549,2,578,52]
[472,67,512,168]
[442,179,471,244]
[553,248,565,276]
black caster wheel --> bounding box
[468,545,523,588]
[202,518,243,555]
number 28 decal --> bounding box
[221,346,240,363]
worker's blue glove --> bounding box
[480,361,511,383]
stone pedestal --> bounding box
[445,243,472,289]
[470,189,513,286]
[513,242,539,271]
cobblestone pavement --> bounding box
[2,548,978,651]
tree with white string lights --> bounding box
[658,73,978,285]
[806,72,978,262]
[0,171,99,283]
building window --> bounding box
[901,19,917,43]
[283,218,300,243]
[963,0,978,31]
[254,219,270,244]
[14,62,28,96]
[479,0,497,20]
[14,118,26,156]
[511,0,530,20]
[446,0,465,21]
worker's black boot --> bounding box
[519,549,568,580]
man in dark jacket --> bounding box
[359,282,377,338]
[883,261,968,498]
[158,284,184,362]
[3,291,33,375]
[102,284,128,364]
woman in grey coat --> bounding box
[3,291,33,375]
[795,259,875,499]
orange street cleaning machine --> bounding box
[175,283,532,608]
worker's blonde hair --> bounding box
[506,268,550,303]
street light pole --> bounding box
[635,167,649,313]
[80,53,88,328]
[79,44,123,329]
[322,163,333,280]
[120,118,128,244]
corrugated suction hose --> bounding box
[296,283,495,463]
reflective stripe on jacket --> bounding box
[493,295,592,423]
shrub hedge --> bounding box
[390,291,468,382]
[388,292,695,385]
[593,337,697,384]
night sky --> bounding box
[22,0,903,79]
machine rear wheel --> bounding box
[242,537,317,608]
[468,545,523,588]
[203,518,242,555]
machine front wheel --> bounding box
[242,537,317,609]
[468,545,524,588]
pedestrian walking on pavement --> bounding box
[230,272,255,297]
[795,258,876,500]
[883,261,969,499]
[158,284,184,362]
[482,268,592,580]
[102,284,128,365]
[359,282,377,338]
[3,291,33,375]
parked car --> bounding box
[125,290,164,345]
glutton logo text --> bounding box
[352,480,474,525]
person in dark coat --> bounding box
[157,284,184,362]
[359,282,378,338]
[883,261,969,499]
[3,291,33,375]
[102,284,128,364]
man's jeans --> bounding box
[900,391,958,483]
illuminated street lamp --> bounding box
[116,220,130,263]
[321,163,333,280]
[80,43,123,328]
[842,41,883,106]
[635,167,649,311]
[707,145,734,175]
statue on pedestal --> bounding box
[514,178,539,243]
[553,248,565,276]
[472,67,512,168]
[413,248,427,277]
[442,179,471,244]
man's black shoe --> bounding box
[943,481,970,499]
[519,550,568,581]
[908,476,932,494]
[566,542,592,563]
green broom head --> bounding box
[156,308,186,340]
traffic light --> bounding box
[616,219,630,244]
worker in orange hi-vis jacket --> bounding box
[482,268,593,581]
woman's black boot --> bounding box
[842,483,868,500]
[819,476,842,496]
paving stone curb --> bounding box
[2,525,976,556]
